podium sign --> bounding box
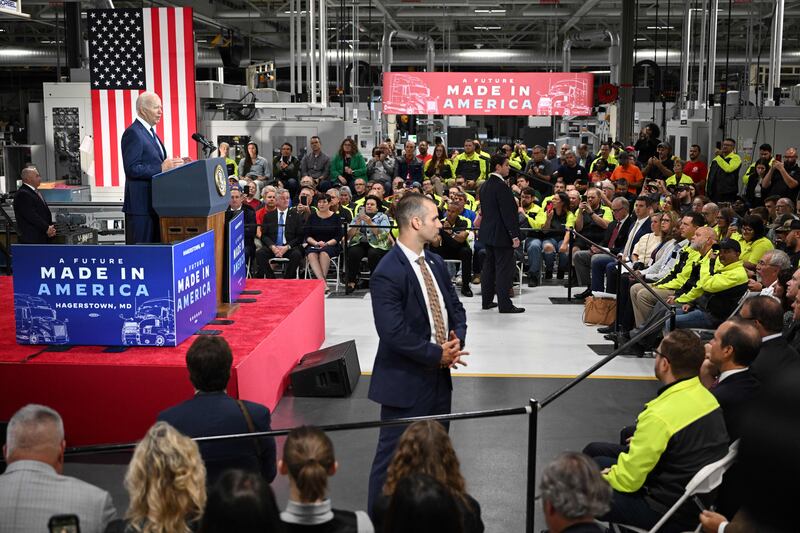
[227,212,247,303]
[12,232,216,347]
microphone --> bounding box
[192,132,216,152]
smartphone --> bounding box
[49,515,80,533]
[716,141,722,149]
[776,154,783,162]
[300,196,309,206]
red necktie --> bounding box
[608,223,621,249]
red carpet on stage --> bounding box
[0,277,325,446]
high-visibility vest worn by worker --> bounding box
[453,152,488,182]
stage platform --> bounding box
[0,277,325,446]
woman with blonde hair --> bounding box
[374,420,483,533]
[279,425,372,532]
[106,422,206,533]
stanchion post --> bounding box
[526,398,539,533]
[567,229,574,300]
[613,260,622,349]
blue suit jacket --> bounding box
[121,119,166,215]
[368,245,467,409]
[157,391,277,485]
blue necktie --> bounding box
[277,211,285,246]
[150,127,165,160]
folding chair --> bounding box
[610,440,739,533]
[690,291,757,341]
[304,254,341,292]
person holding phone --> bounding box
[345,195,392,294]
[272,142,300,197]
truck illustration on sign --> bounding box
[120,297,176,346]
[14,294,70,345]
[383,74,438,114]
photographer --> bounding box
[272,143,300,198]
[367,146,394,187]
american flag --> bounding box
[88,7,197,188]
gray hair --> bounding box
[20,167,39,182]
[764,249,791,270]
[275,187,289,197]
[135,91,160,114]
[539,452,612,519]
[611,196,630,212]
[6,404,64,455]
[261,185,277,199]
[339,186,352,196]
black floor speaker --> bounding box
[289,340,360,397]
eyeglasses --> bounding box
[652,348,669,362]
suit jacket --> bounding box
[601,215,634,254]
[225,205,257,255]
[623,216,653,257]
[13,184,52,244]
[0,460,116,533]
[368,245,467,408]
[259,208,304,248]
[751,336,800,384]
[121,119,166,215]
[477,173,520,247]
[712,370,760,441]
[158,391,277,485]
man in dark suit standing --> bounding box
[13,167,55,244]
[120,92,184,244]
[158,336,276,486]
[740,295,800,384]
[367,193,468,515]
[479,153,524,313]
[703,318,761,441]
[224,186,257,266]
[254,187,305,278]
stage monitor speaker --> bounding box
[289,340,360,397]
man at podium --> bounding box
[121,92,185,244]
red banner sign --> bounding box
[382,72,594,116]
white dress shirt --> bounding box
[136,115,165,159]
[717,367,749,384]
[622,215,649,260]
[396,240,449,344]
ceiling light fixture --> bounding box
[646,25,674,30]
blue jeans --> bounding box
[542,238,568,272]
[525,238,543,275]
[670,307,715,332]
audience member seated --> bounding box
[339,185,354,211]
[586,330,729,532]
[279,426,373,532]
[394,140,424,184]
[738,215,774,272]
[330,138,367,189]
[701,317,761,441]
[539,452,612,533]
[304,193,344,290]
[367,146,395,187]
[106,422,205,533]
[218,142,238,176]
[296,186,317,222]
[382,474,463,533]
[373,420,484,533]
[158,336,277,485]
[572,197,633,299]
[430,202,475,297]
[300,136,332,187]
[254,188,305,279]
[0,404,116,533]
[541,191,576,280]
[255,185,278,241]
[669,238,748,331]
[244,181,264,211]
[610,152,644,196]
[326,186,353,224]
[239,141,270,182]
[199,469,283,533]
[699,367,800,533]
[748,249,790,295]
[345,195,392,294]
[225,186,256,266]
[739,295,800,384]
[273,142,301,199]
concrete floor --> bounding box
[62,280,660,532]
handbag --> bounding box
[583,296,617,326]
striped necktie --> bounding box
[416,256,447,345]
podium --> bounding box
[153,158,230,308]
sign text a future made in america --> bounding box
[382,72,594,116]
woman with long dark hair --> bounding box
[238,142,270,180]
[743,157,770,208]
[424,144,455,180]
[330,138,367,187]
[739,214,774,271]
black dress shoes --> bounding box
[573,289,593,301]
[499,306,526,314]
[482,302,499,310]
[461,286,474,297]
[597,325,614,334]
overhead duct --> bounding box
[272,48,800,68]
[0,47,224,68]
[563,30,619,84]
